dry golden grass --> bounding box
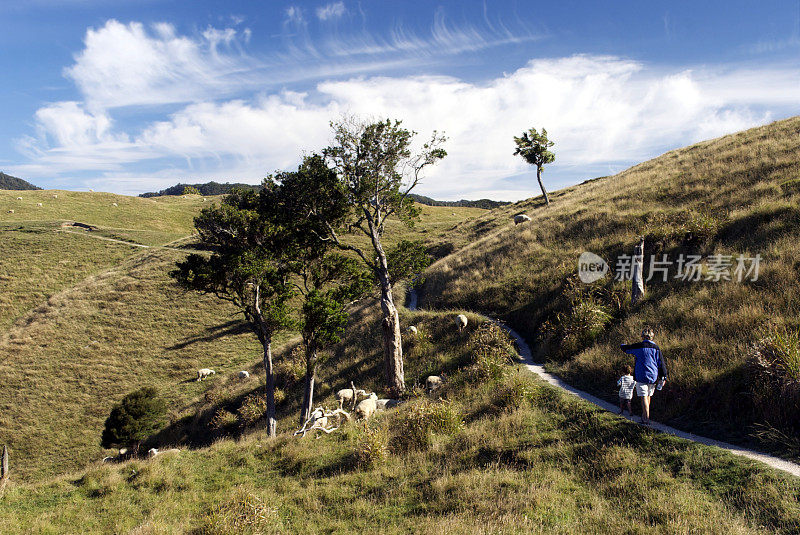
[420,115,800,454]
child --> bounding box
[617,365,635,416]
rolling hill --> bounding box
[0,172,39,190]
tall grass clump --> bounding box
[355,423,390,469]
[464,322,516,382]
[393,400,463,452]
[749,325,800,436]
[199,488,282,535]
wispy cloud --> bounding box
[316,2,345,21]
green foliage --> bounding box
[394,400,463,452]
[182,185,201,195]
[513,127,555,168]
[407,193,510,209]
[0,172,39,190]
[140,181,261,198]
[492,374,539,412]
[210,409,239,431]
[101,387,166,449]
[386,239,432,288]
[750,325,800,434]
[644,207,727,247]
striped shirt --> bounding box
[617,374,635,399]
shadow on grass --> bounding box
[168,319,250,350]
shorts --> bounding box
[635,382,656,397]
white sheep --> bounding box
[337,387,368,410]
[238,370,250,380]
[36,202,43,207]
[7,210,13,214]
[52,194,58,198]
[147,448,159,458]
[111,202,118,207]
[376,398,401,411]
[16,196,22,200]
[407,325,418,335]
[455,314,468,332]
[355,393,379,420]
[89,189,94,192]
[514,214,532,225]
[197,368,216,381]
[426,375,443,394]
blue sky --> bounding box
[1,1,799,199]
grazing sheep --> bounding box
[196,368,216,381]
[89,189,94,192]
[36,203,43,207]
[52,194,58,198]
[147,448,159,458]
[111,202,118,207]
[355,393,379,420]
[238,370,250,379]
[455,314,468,332]
[407,325,418,335]
[7,210,13,214]
[337,387,368,410]
[16,196,22,200]
[376,398,401,411]
[514,214,531,225]
[426,375,443,394]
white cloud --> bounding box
[316,2,345,21]
[14,18,800,199]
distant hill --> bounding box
[408,193,510,209]
[139,181,261,197]
[0,172,40,190]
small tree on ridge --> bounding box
[514,127,555,205]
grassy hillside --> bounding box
[419,116,800,456]
[1,308,799,533]
[0,193,482,482]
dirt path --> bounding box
[406,290,800,478]
[57,229,206,254]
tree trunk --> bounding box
[1,444,8,481]
[263,340,277,438]
[536,166,550,205]
[632,238,645,304]
[301,349,317,422]
[379,280,405,395]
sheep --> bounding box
[52,194,58,198]
[196,368,216,381]
[89,189,94,192]
[7,210,13,214]
[426,375,443,394]
[376,398,401,411]
[514,214,532,225]
[16,196,22,200]
[36,203,43,207]
[355,393,379,420]
[407,325,418,335]
[111,202,118,207]
[147,448,159,458]
[238,370,250,380]
[337,386,367,410]
[455,314,468,332]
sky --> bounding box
[1,1,799,200]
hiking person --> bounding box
[620,327,668,424]
[617,365,635,416]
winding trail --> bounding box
[57,228,207,254]
[407,290,800,478]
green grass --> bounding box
[1,310,798,533]
[419,115,800,457]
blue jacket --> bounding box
[620,340,667,384]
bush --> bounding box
[465,322,516,382]
[493,374,539,412]
[209,409,239,431]
[237,393,267,427]
[200,489,282,535]
[393,400,463,452]
[101,387,166,452]
[749,325,800,434]
[355,423,389,469]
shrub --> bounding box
[749,325,800,433]
[355,423,389,469]
[493,374,539,412]
[101,387,166,452]
[200,489,282,535]
[394,400,463,452]
[209,409,239,431]
[237,393,267,426]
[465,322,516,382]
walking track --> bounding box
[406,290,800,478]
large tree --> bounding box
[313,118,446,394]
[170,188,295,438]
[101,387,166,455]
[513,127,555,205]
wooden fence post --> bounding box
[631,237,645,304]
[1,444,8,482]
